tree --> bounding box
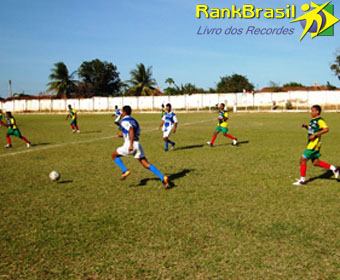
[268,81,283,92]
[47,62,77,98]
[326,81,337,90]
[78,59,121,97]
[330,49,340,81]
[165,77,176,87]
[283,82,305,87]
[126,63,157,96]
[216,74,254,93]
[164,87,178,96]
[180,83,198,94]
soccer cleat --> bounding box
[72,130,76,133]
[333,167,340,179]
[120,170,131,181]
[170,143,176,150]
[26,142,31,148]
[77,130,80,134]
[206,141,213,147]
[232,139,238,146]
[164,149,168,152]
[163,176,170,190]
[5,144,12,148]
[292,180,307,186]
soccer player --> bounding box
[66,105,80,133]
[206,103,237,147]
[0,109,3,127]
[293,105,339,186]
[112,105,121,126]
[161,104,166,117]
[3,111,30,148]
[159,103,178,151]
[112,105,170,189]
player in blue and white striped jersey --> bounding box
[159,103,178,151]
[112,105,121,126]
[112,105,170,189]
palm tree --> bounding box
[126,63,157,96]
[47,62,77,98]
[165,77,175,87]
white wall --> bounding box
[1,91,340,113]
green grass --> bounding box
[1,112,340,279]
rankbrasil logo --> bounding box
[291,1,339,40]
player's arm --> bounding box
[159,120,164,130]
[128,127,134,151]
[309,128,329,140]
[66,113,69,120]
[301,124,308,129]
[173,116,178,133]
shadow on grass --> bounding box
[215,140,250,147]
[134,168,194,189]
[175,144,204,151]
[306,170,340,183]
[79,130,102,134]
[57,180,73,184]
[31,143,53,147]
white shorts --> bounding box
[163,126,173,138]
[116,141,145,159]
[115,115,121,123]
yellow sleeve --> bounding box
[224,112,229,118]
[10,118,15,125]
[318,119,328,129]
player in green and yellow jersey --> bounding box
[66,105,80,133]
[3,111,31,148]
[161,104,166,117]
[0,109,3,127]
[293,105,339,185]
[206,103,237,147]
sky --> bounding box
[0,0,339,98]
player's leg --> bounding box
[70,122,75,133]
[163,137,169,151]
[293,156,308,185]
[135,143,169,189]
[75,120,80,133]
[166,127,175,150]
[222,128,238,146]
[163,129,174,151]
[207,128,220,146]
[15,129,30,147]
[312,158,339,178]
[112,149,130,180]
[114,116,120,127]
[139,157,169,189]
[5,132,12,148]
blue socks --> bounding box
[114,158,128,173]
[148,164,164,181]
[165,140,174,150]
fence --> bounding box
[1,91,340,113]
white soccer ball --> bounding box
[49,171,61,182]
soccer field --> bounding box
[1,112,340,279]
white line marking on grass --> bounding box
[0,118,214,158]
